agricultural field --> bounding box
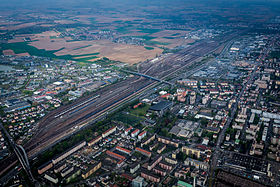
[0,10,197,64]
[3,27,182,64]
[0,2,213,64]
[28,33,164,64]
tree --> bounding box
[201,118,208,126]
[253,114,260,125]
[177,151,187,162]
[160,128,169,137]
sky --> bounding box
[0,0,279,18]
[0,0,279,7]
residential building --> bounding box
[138,131,147,140]
[44,172,59,184]
[182,146,201,159]
[82,162,102,179]
[130,163,140,174]
[116,146,132,155]
[38,161,53,175]
[141,169,160,183]
[148,155,162,170]
[106,150,125,160]
[141,134,156,147]
[135,147,152,157]
[132,176,145,187]
[102,126,116,138]
[157,136,179,147]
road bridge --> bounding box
[122,70,174,86]
[0,123,36,183]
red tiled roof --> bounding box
[89,135,102,144]
[104,126,116,134]
[160,93,171,98]
[135,147,151,156]
[106,150,125,160]
[138,131,147,137]
[125,126,133,132]
[34,95,46,99]
[196,144,210,150]
[117,160,124,165]
[46,91,56,95]
[116,146,131,154]
[131,129,139,134]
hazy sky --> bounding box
[0,0,279,18]
[0,0,280,7]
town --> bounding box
[0,0,280,186]
[1,30,280,187]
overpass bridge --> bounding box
[122,70,174,86]
[0,122,36,183]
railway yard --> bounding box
[1,0,280,186]
[19,30,242,161]
[3,27,276,187]
[21,31,242,158]
[0,28,246,184]
[24,77,154,156]
[1,27,280,187]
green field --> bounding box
[136,28,161,34]
[270,51,280,58]
[49,36,59,39]
[113,20,123,23]
[115,25,135,34]
[74,56,99,62]
[88,17,97,24]
[133,35,169,46]
[171,33,181,36]
[112,112,143,125]
[0,42,68,58]
[129,104,150,116]
[163,36,176,39]
[0,42,101,62]
[144,46,154,50]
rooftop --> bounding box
[149,101,173,111]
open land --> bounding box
[24,31,239,158]
[0,0,280,186]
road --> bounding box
[122,70,174,86]
[25,78,157,156]
[209,64,258,186]
[0,31,243,180]
[0,122,36,184]
[209,35,277,186]
[25,34,233,158]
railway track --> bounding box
[25,41,218,156]
[24,78,152,154]
[25,34,236,156]
[26,79,157,156]
[0,31,243,177]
